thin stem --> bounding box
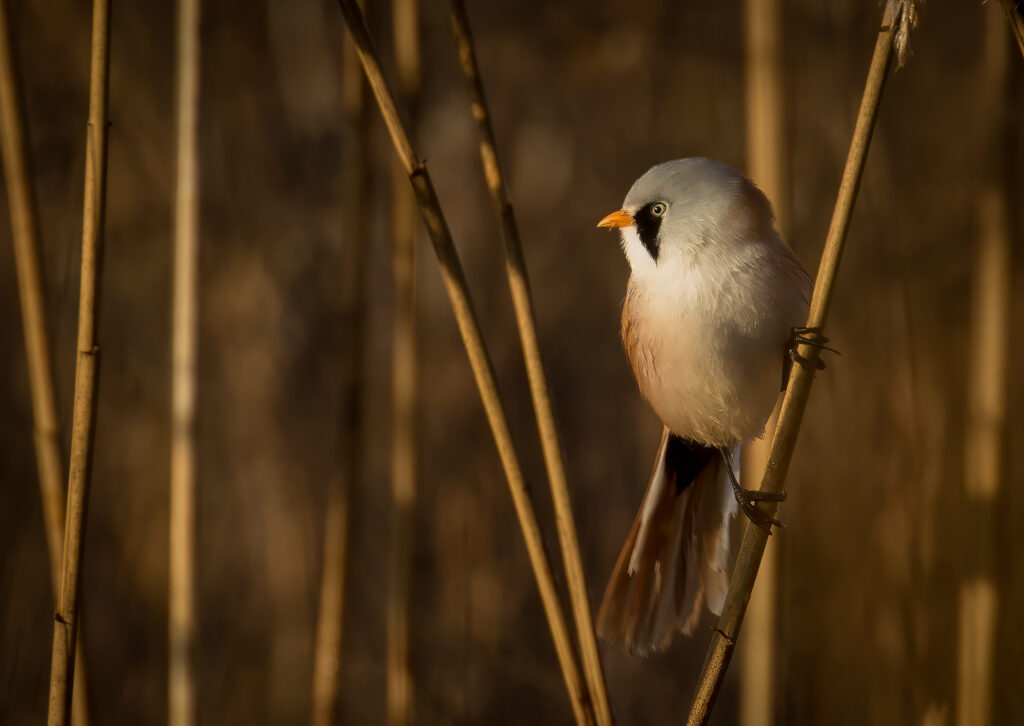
[46,0,111,723]
[0,2,91,723]
[738,0,785,723]
[334,1,593,723]
[956,3,1010,724]
[445,3,611,724]
[687,2,906,723]
[310,14,372,726]
[387,0,420,724]
[998,0,1024,59]
[169,0,201,724]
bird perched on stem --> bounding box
[596,158,813,654]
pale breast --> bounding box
[621,255,802,447]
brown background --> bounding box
[1,0,1022,723]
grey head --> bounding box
[620,158,775,264]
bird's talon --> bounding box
[720,447,786,531]
[788,347,826,371]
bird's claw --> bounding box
[787,326,840,371]
[719,448,786,533]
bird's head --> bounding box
[598,158,775,279]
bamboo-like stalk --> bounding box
[387,0,420,724]
[738,0,786,723]
[334,1,593,723]
[686,3,911,723]
[956,3,1010,725]
[169,0,201,724]
[46,0,111,723]
[0,3,91,723]
[998,0,1024,58]
[445,3,611,724]
[310,16,372,726]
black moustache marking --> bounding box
[634,203,663,261]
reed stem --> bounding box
[169,0,201,724]
[956,3,1011,724]
[46,0,111,723]
[738,0,786,722]
[334,1,593,722]
[0,2,91,723]
[687,2,909,722]
[998,0,1024,58]
[310,14,372,726]
[446,3,611,723]
[387,0,420,724]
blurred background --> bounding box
[1,0,1022,724]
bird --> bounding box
[595,158,813,655]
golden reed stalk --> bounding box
[956,3,1011,725]
[446,2,612,723]
[387,0,420,723]
[310,11,373,726]
[0,1,91,723]
[738,0,786,722]
[687,2,915,723]
[334,0,594,722]
[169,0,201,724]
[46,0,111,723]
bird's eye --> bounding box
[650,202,667,217]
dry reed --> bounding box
[46,0,111,723]
[169,0,201,724]
[387,0,420,723]
[998,0,1024,58]
[445,3,611,724]
[956,3,1010,724]
[310,12,373,726]
[738,0,786,722]
[334,1,593,722]
[0,2,91,722]
[686,2,913,723]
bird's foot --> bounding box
[787,326,840,371]
[719,448,785,532]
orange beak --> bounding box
[596,209,634,229]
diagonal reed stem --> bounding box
[0,1,91,723]
[169,0,201,725]
[334,1,593,723]
[686,2,909,723]
[998,0,1024,58]
[46,0,111,723]
[446,3,612,724]
[310,13,372,726]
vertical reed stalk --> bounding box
[46,0,111,723]
[687,3,912,723]
[334,1,593,722]
[0,2,91,723]
[387,0,420,724]
[739,0,786,723]
[956,4,1010,725]
[169,0,201,724]
[998,0,1024,58]
[310,15,372,726]
[445,3,611,723]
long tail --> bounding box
[596,427,738,655]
